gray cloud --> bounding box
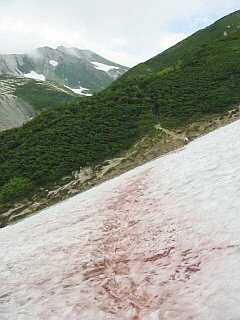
[0,0,239,66]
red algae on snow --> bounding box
[1,120,240,319]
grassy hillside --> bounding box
[15,79,76,111]
[1,10,240,207]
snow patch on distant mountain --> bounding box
[91,61,120,72]
[49,60,59,67]
[65,85,92,96]
[24,71,46,81]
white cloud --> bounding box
[0,0,239,66]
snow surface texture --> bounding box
[91,61,120,72]
[1,120,240,319]
[49,60,59,67]
[24,71,46,81]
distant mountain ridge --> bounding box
[0,46,129,94]
[0,46,129,131]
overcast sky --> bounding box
[0,0,239,66]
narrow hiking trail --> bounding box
[1,120,240,319]
[155,124,186,142]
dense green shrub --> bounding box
[0,102,154,196]
[0,177,32,203]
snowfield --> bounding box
[91,61,120,72]
[1,120,240,319]
[49,60,59,67]
[64,85,92,96]
[24,71,46,81]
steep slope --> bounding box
[1,119,240,319]
[0,75,76,131]
[0,46,129,93]
[1,10,240,213]
[105,9,240,127]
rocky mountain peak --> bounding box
[0,46,129,93]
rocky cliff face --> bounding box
[0,95,35,131]
[0,75,75,131]
[0,46,129,94]
[0,76,35,130]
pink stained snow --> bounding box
[1,120,240,320]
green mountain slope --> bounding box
[14,78,76,111]
[1,10,240,214]
[0,101,153,203]
[105,10,240,126]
